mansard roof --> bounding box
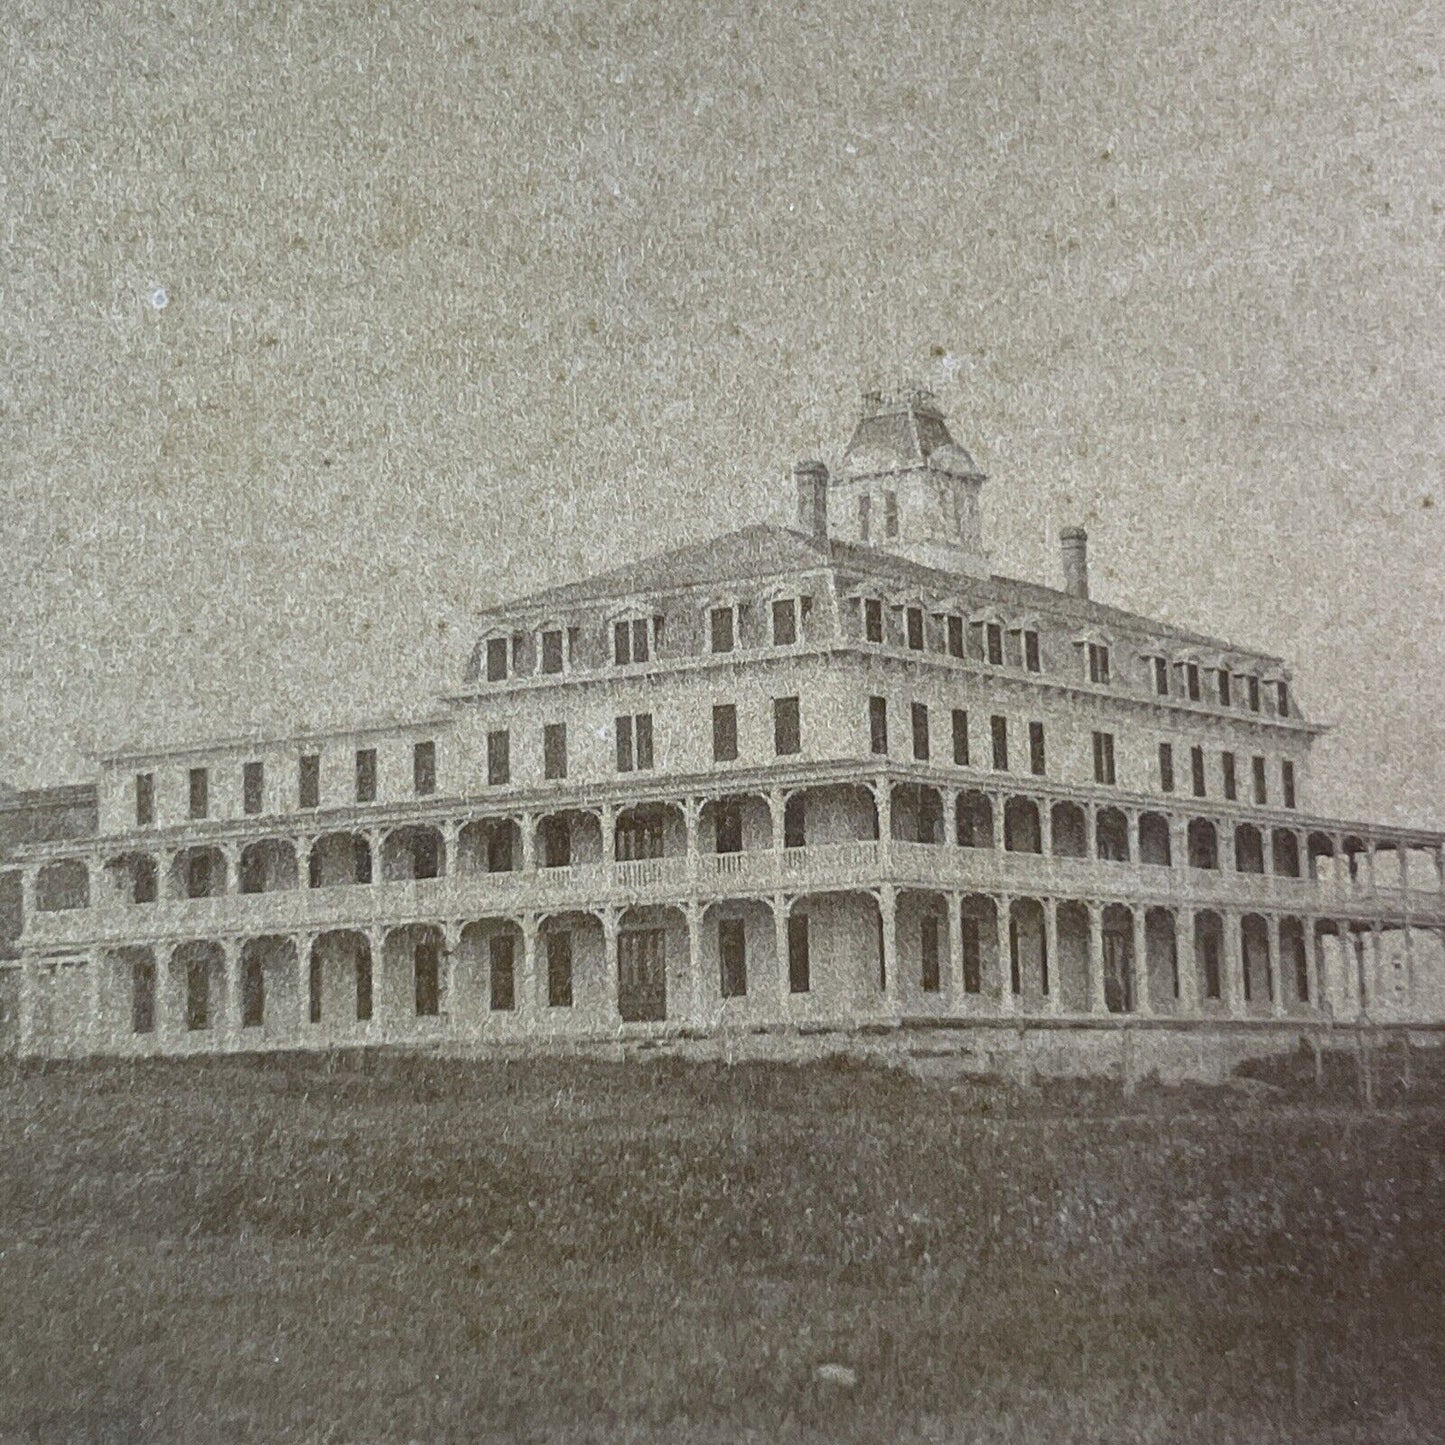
[477,523,1282,666]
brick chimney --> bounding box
[1061,526,1089,600]
[793,460,830,543]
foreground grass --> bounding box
[0,1048,1442,1443]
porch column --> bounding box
[1364,846,1377,895]
[218,939,241,1049]
[1369,923,1383,1012]
[1039,804,1053,859]
[683,901,702,1025]
[600,804,616,866]
[297,936,315,1036]
[601,908,622,1030]
[219,842,240,895]
[1126,808,1141,865]
[1044,897,1063,1014]
[88,951,106,1051]
[772,893,790,1011]
[1086,903,1106,1016]
[1131,908,1151,1016]
[441,921,460,1021]
[440,820,461,878]
[945,790,961,848]
[990,794,1005,854]
[157,949,179,1048]
[519,914,539,1018]
[1168,817,1188,871]
[1403,925,1416,1013]
[684,799,701,887]
[17,957,36,1055]
[996,893,1014,1013]
[879,883,898,1007]
[520,813,537,873]
[875,780,893,866]
[1267,916,1285,1018]
[19,867,37,937]
[368,926,385,1029]
[1219,825,1236,875]
[946,890,964,1004]
[1222,911,1245,1018]
[1176,907,1199,1014]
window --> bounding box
[987,623,1004,666]
[951,709,969,766]
[1201,931,1222,1000]
[869,696,889,755]
[1092,731,1116,785]
[489,935,515,1011]
[911,703,930,761]
[239,760,264,816]
[906,606,925,651]
[884,490,899,537]
[1282,760,1296,809]
[772,598,797,646]
[1186,662,1201,702]
[1190,745,1206,798]
[414,936,440,1017]
[719,917,747,997]
[947,615,964,658]
[864,598,884,643]
[299,754,320,809]
[541,629,564,675]
[1028,721,1046,777]
[710,606,735,654]
[613,617,651,666]
[486,637,508,682]
[487,730,510,786]
[188,767,208,820]
[355,749,377,804]
[1277,681,1290,718]
[544,723,567,780]
[1158,743,1174,793]
[133,857,158,904]
[920,916,940,993]
[135,773,155,827]
[859,494,871,541]
[1024,629,1041,673]
[1217,669,1232,707]
[1154,657,1170,696]
[990,715,1009,771]
[1247,675,1261,713]
[788,914,810,994]
[546,931,573,1007]
[960,916,982,994]
[784,794,806,848]
[712,704,738,763]
[413,740,436,795]
[1252,755,1267,805]
[1088,642,1111,685]
[131,955,156,1034]
[615,714,654,773]
[773,696,801,756]
[1222,751,1237,801]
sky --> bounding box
[1,0,1442,826]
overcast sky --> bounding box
[2,0,1441,826]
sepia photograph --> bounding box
[1,0,1442,1440]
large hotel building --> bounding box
[3,389,1442,1061]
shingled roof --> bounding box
[477,522,1280,664]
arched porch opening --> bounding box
[961,893,1004,1002]
[1187,819,1219,871]
[767,890,882,1015]
[615,802,686,861]
[458,818,519,875]
[167,847,225,901]
[617,904,688,1023]
[1271,830,1301,879]
[891,783,944,844]
[309,832,372,888]
[537,911,606,1016]
[956,791,994,849]
[1101,904,1136,1014]
[111,945,157,1036]
[1234,824,1265,875]
[458,918,524,1018]
[1194,910,1225,1004]
[171,940,224,1032]
[1278,916,1309,1011]
[536,809,603,869]
[309,929,373,1027]
[1139,812,1171,867]
[384,923,447,1018]
[239,839,298,895]
[700,793,771,855]
[103,853,158,906]
[1240,913,1273,1014]
[1307,832,1338,884]
[1003,796,1041,854]
[895,889,950,1006]
[1008,896,1049,1006]
[239,935,296,1031]
[1096,807,1130,863]
[1145,907,1178,1012]
[1050,802,1087,858]
[1341,836,1368,885]
[381,825,445,882]
[1055,900,1092,1013]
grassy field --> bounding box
[0,1044,1442,1444]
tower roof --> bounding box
[841,387,981,480]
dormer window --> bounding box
[946,614,964,658]
[884,491,899,538]
[1246,675,1261,713]
[613,617,656,666]
[1088,642,1111,685]
[710,606,735,654]
[859,495,871,542]
[863,598,884,643]
[1023,629,1040,673]
[540,629,564,675]
[1277,680,1290,718]
[986,622,1004,666]
[772,598,796,646]
[1185,662,1201,702]
[1153,656,1170,696]
[1217,669,1232,707]
[906,606,925,651]
[486,637,509,682]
